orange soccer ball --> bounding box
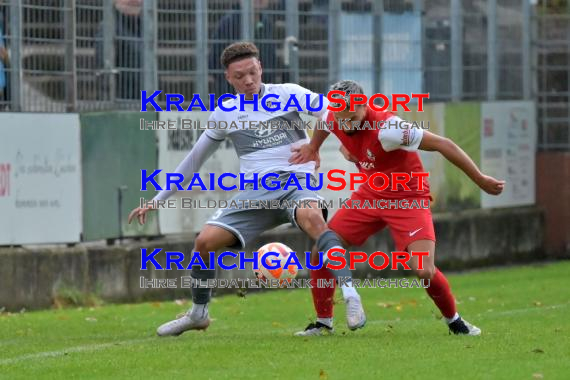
[253,242,299,284]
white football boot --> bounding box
[156,311,210,337]
[345,296,366,330]
[448,317,481,336]
[294,321,334,336]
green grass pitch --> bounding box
[1,261,569,379]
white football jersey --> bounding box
[205,83,326,179]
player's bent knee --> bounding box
[414,266,436,280]
[193,225,238,255]
[194,234,217,258]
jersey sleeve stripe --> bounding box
[205,133,225,142]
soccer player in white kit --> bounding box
[129,42,366,336]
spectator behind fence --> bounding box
[95,0,143,101]
[0,9,9,107]
[209,0,279,99]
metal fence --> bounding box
[536,0,570,150]
[0,0,567,149]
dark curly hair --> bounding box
[221,42,260,68]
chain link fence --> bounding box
[0,0,567,149]
[536,0,570,150]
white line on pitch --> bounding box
[0,337,154,366]
[2,303,568,365]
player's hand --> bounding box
[128,203,156,225]
[340,145,358,163]
[290,144,318,165]
[477,175,505,195]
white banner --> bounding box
[0,113,82,244]
[481,101,536,208]
[156,112,240,234]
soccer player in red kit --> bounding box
[290,80,505,336]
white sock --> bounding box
[340,281,359,300]
[317,317,333,328]
[190,303,208,319]
[445,312,460,324]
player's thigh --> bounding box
[327,196,386,247]
[205,187,286,248]
[382,203,436,252]
[294,201,329,240]
[283,187,328,240]
[207,206,283,249]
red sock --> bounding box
[309,256,336,318]
[425,268,457,319]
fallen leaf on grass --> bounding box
[319,369,328,380]
[85,317,97,323]
[532,373,544,379]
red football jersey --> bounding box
[324,105,431,199]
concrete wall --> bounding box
[0,207,546,311]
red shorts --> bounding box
[328,192,436,251]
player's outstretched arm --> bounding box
[289,128,330,165]
[128,132,222,225]
[419,131,505,195]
